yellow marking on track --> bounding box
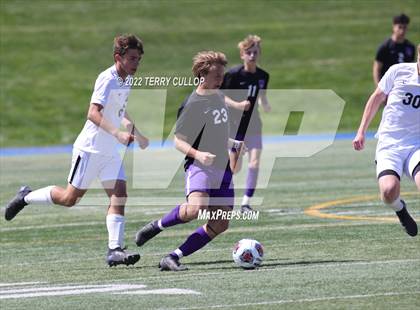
[305,192,419,222]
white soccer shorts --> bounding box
[67,148,126,189]
[376,143,420,180]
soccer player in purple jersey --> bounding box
[135,51,243,271]
[221,35,271,213]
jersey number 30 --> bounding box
[402,92,420,109]
[213,108,228,124]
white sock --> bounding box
[157,219,165,230]
[173,248,183,258]
[242,195,251,206]
[24,186,54,205]
[385,197,403,212]
[106,214,125,250]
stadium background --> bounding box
[1,0,419,147]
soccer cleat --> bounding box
[135,221,162,246]
[396,201,418,237]
[5,186,32,221]
[240,204,254,213]
[159,255,188,271]
[106,247,140,267]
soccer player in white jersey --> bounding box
[353,43,420,237]
[5,34,150,265]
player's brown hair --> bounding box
[393,13,410,25]
[113,34,144,56]
[192,51,227,78]
[238,35,261,52]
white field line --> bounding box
[0,195,262,216]
[332,211,420,216]
[332,210,396,216]
[163,290,420,310]
[76,197,264,206]
[0,248,226,267]
[0,218,390,233]
[1,221,395,249]
[0,221,105,232]
[0,284,145,299]
[264,209,304,216]
[0,284,127,294]
[0,282,46,287]
[116,288,200,295]
[1,197,263,209]
[0,284,200,299]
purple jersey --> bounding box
[221,65,269,138]
[175,90,230,170]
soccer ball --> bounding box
[232,239,264,269]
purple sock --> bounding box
[160,205,184,228]
[245,167,259,197]
[171,226,211,258]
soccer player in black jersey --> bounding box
[221,35,271,212]
[373,13,415,86]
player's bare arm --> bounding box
[87,103,134,145]
[122,112,149,149]
[258,92,271,113]
[174,133,215,166]
[228,138,245,172]
[373,60,383,86]
[353,87,387,151]
[224,96,250,111]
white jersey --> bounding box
[74,65,131,155]
[376,62,420,147]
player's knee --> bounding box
[249,159,259,169]
[189,205,204,219]
[183,204,205,221]
[381,186,399,204]
[212,220,229,235]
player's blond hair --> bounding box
[192,51,228,78]
[113,34,144,56]
[238,35,261,52]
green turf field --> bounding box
[1,139,419,309]
[1,0,419,146]
[1,1,419,309]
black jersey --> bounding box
[375,38,415,78]
[175,90,230,170]
[221,65,269,138]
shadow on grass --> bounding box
[93,258,360,272]
[183,258,360,271]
